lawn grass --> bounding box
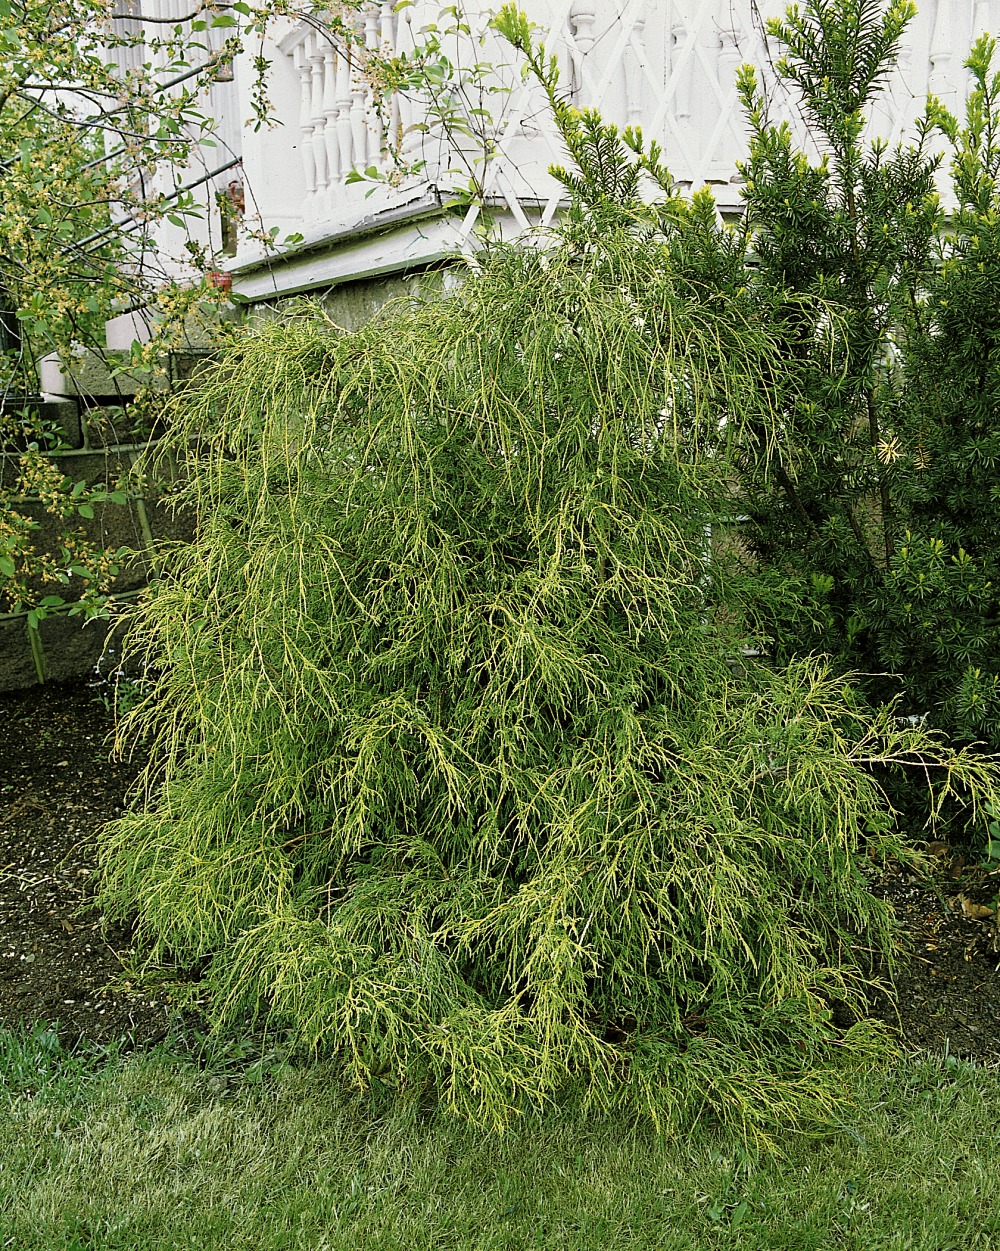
[2,1025,999,1250]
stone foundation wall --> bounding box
[0,349,193,695]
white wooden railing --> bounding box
[268,0,1000,233]
[277,5,420,221]
[102,0,1000,280]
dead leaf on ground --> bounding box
[956,894,996,921]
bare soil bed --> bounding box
[1,679,999,1061]
[0,680,181,1048]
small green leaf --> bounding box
[77,504,95,519]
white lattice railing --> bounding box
[272,0,1000,235]
[102,0,1000,281]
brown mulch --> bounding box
[869,852,1000,1062]
[1,678,999,1060]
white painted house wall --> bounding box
[109,0,1000,324]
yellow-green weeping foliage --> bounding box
[99,232,998,1137]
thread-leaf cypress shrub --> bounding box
[98,160,998,1137]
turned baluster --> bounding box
[375,0,402,156]
[896,25,914,99]
[717,20,742,100]
[928,0,956,105]
[294,43,317,201]
[363,4,384,162]
[309,39,329,194]
[624,9,646,130]
[569,0,596,101]
[393,3,415,155]
[323,42,341,189]
[671,21,691,126]
[379,0,395,49]
[336,44,354,177]
[716,17,746,179]
[350,45,369,170]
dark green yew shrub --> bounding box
[735,1,1000,753]
[98,211,998,1134]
